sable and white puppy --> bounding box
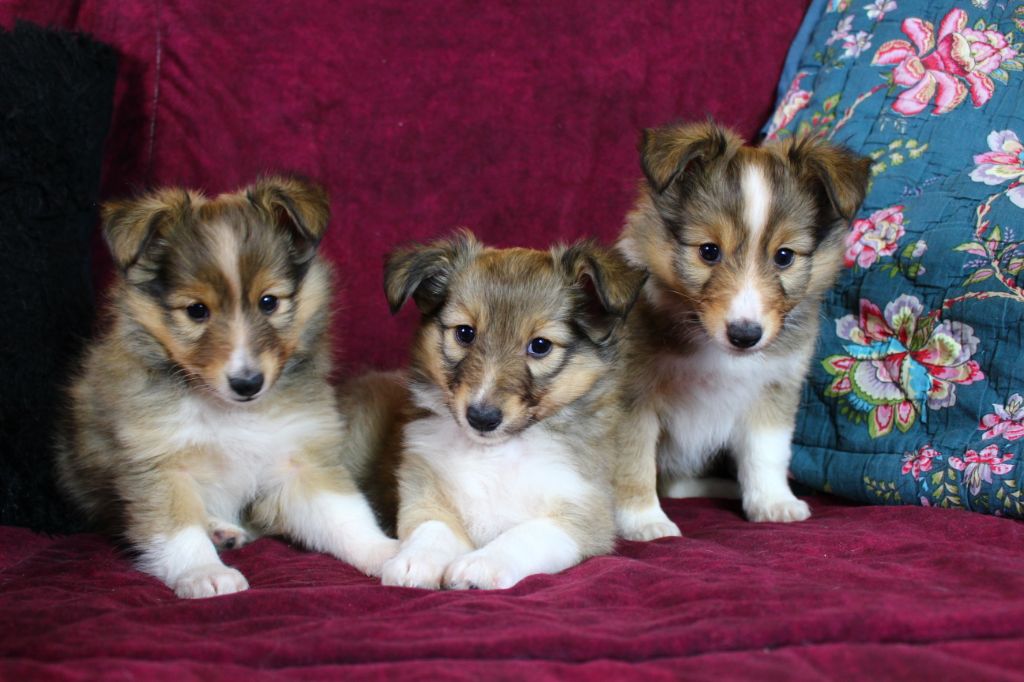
[57,177,398,599]
[614,121,870,531]
[379,231,645,590]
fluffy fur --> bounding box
[56,176,397,599]
[615,121,870,529]
[377,231,645,589]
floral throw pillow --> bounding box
[766,0,1024,516]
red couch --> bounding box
[5,2,1024,679]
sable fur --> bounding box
[615,121,870,532]
[376,230,644,590]
[57,176,397,599]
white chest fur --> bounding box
[404,416,591,547]
[125,394,339,521]
[654,343,801,477]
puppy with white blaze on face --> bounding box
[378,230,646,590]
[57,177,398,599]
[614,121,870,533]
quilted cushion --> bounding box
[766,0,1024,515]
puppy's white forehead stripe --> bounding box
[741,164,771,242]
[727,283,764,322]
[211,222,242,299]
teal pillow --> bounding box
[767,1,1024,515]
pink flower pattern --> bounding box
[872,8,1018,115]
[901,445,941,479]
[765,72,812,141]
[845,205,906,268]
[948,445,1015,495]
[970,130,1024,208]
[980,393,1024,441]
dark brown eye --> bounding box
[527,337,552,358]
[454,325,476,346]
[186,303,209,321]
[258,294,278,314]
[774,248,796,268]
[698,243,721,264]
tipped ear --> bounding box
[383,229,481,315]
[246,176,331,264]
[101,188,193,271]
[783,136,871,230]
[640,120,743,194]
[559,241,647,345]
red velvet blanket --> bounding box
[4,496,1024,680]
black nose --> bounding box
[228,372,264,398]
[466,403,503,432]
[726,321,763,349]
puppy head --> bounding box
[103,175,332,404]
[386,231,644,444]
[624,120,869,352]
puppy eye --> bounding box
[454,325,476,346]
[527,337,552,358]
[186,303,209,322]
[698,243,721,264]
[258,294,279,314]
[774,248,796,269]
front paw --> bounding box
[745,497,811,523]
[616,507,683,541]
[172,564,249,599]
[443,550,519,590]
[207,518,251,551]
[382,547,453,589]
[349,538,401,577]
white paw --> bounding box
[348,538,401,577]
[746,497,811,523]
[381,546,455,589]
[617,506,683,541]
[172,564,249,599]
[207,519,250,551]
[443,551,519,590]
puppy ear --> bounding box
[560,241,647,345]
[246,176,331,265]
[101,188,193,272]
[783,136,871,232]
[384,229,481,315]
[640,120,743,194]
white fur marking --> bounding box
[727,283,764,323]
[283,491,398,576]
[733,425,810,523]
[444,518,581,590]
[615,504,682,541]
[142,525,248,598]
[382,520,471,589]
[741,164,771,241]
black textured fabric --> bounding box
[0,22,116,532]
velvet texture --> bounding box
[3,497,1024,679]
[0,22,116,532]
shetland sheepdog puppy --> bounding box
[613,121,870,532]
[57,177,397,599]
[378,231,645,590]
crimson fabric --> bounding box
[3,497,1024,680]
[2,0,808,373]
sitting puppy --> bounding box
[614,121,870,531]
[380,231,645,590]
[57,177,397,599]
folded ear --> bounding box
[782,135,871,232]
[559,241,647,345]
[246,176,331,265]
[640,120,743,194]
[383,229,481,315]
[101,188,193,272]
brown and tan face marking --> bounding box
[634,122,870,353]
[386,232,643,444]
[102,177,331,403]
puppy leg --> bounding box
[257,448,398,576]
[613,407,681,541]
[733,424,810,523]
[207,517,251,551]
[660,476,741,499]
[127,469,248,599]
[382,461,473,589]
[443,516,583,590]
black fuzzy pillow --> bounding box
[0,23,116,533]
